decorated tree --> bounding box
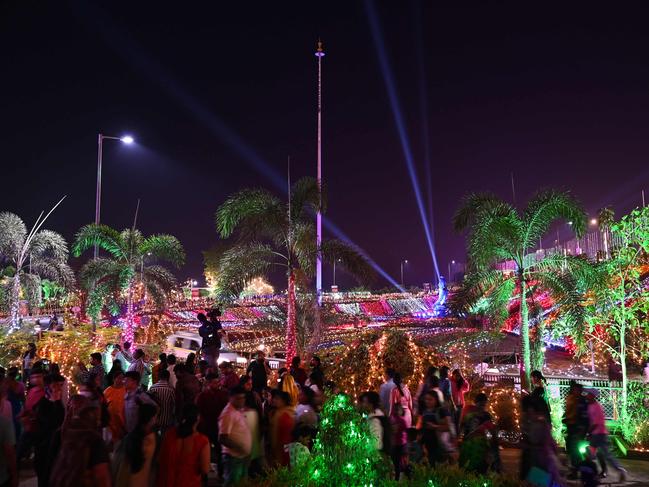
[453,190,586,389]
[556,206,649,438]
[294,394,390,485]
[0,202,74,328]
[72,224,185,342]
[214,177,374,362]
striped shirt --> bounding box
[148,380,176,428]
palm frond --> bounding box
[140,235,185,268]
[536,270,586,331]
[145,281,168,311]
[215,189,285,240]
[453,192,515,233]
[467,213,523,269]
[21,273,42,308]
[0,212,27,261]
[449,269,515,321]
[290,177,326,222]
[72,224,125,258]
[215,242,279,298]
[143,265,177,291]
[29,230,69,262]
[78,258,124,290]
[320,239,376,286]
[29,258,75,288]
[522,190,586,249]
[291,221,317,277]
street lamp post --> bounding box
[95,133,134,258]
[448,260,455,282]
[333,258,341,287]
[400,259,408,288]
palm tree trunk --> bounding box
[10,274,21,329]
[519,275,532,391]
[286,270,297,364]
[125,281,135,344]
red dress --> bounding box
[156,427,209,487]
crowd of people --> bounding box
[0,330,631,487]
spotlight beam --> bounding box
[365,0,440,280]
[72,1,401,288]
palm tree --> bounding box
[453,190,586,388]
[215,177,375,361]
[0,209,74,329]
[72,224,185,341]
[597,207,615,259]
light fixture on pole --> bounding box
[400,259,408,288]
[95,133,135,258]
[333,258,341,287]
[448,260,455,281]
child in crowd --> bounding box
[285,424,316,469]
[404,428,423,478]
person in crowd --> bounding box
[198,311,222,369]
[22,343,37,380]
[280,373,299,407]
[166,355,178,388]
[530,370,551,422]
[307,356,324,392]
[268,389,295,467]
[185,352,197,375]
[239,375,263,414]
[0,413,17,487]
[114,402,157,487]
[586,389,627,481]
[106,358,124,388]
[277,368,288,389]
[219,387,252,486]
[115,342,134,370]
[450,369,470,432]
[241,382,264,476]
[196,372,229,469]
[389,373,413,428]
[404,428,423,477]
[247,350,271,393]
[148,369,176,435]
[49,403,111,487]
[564,381,589,479]
[439,366,452,403]
[459,393,498,474]
[33,374,66,487]
[415,366,439,411]
[379,367,396,414]
[285,424,316,469]
[78,374,109,430]
[151,353,167,385]
[157,404,210,487]
[5,367,24,440]
[196,360,209,383]
[87,352,105,388]
[520,395,564,485]
[48,364,69,406]
[390,403,408,480]
[416,390,448,466]
[0,379,12,422]
[289,356,308,387]
[124,371,157,434]
[127,349,151,390]
[175,364,201,418]
[103,370,127,448]
[295,386,317,427]
[17,365,45,461]
[218,361,240,391]
[359,391,387,452]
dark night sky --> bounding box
[3,1,649,290]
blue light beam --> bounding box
[365,0,441,281]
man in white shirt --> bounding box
[379,368,396,414]
[219,386,252,486]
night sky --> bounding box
[3,2,649,290]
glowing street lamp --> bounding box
[448,260,456,282]
[400,259,408,288]
[95,133,135,258]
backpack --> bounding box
[373,414,392,454]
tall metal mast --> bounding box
[315,40,325,304]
